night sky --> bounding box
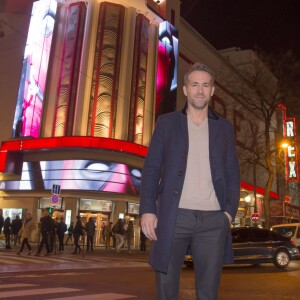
[180,0,300,56]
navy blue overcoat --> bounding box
[139,106,240,273]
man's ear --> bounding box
[211,86,215,97]
[183,86,187,96]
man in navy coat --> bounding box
[140,63,240,300]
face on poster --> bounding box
[0,159,142,196]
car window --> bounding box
[231,229,251,242]
[252,229,270,241]
[272,226,296,238]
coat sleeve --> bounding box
[224,121,240,219]
[139,117,165,216]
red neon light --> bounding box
[0,136,147,156]
[241,181,279,199]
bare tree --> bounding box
[220,49,285,228]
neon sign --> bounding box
[286,119,298,181]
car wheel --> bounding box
[274,250,290,269]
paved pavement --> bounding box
[0,242,149,273]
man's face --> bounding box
[183,71,215,110]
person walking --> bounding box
[17,212,35,255]
[65,222,74,245]
[72,215,84,254]
[104,222,113,249]
[112,218,125,253]
[140,228,147,253]
[0,209,4,235]
[140,63,240,300]
[126,220,134,254]
[85,217,96,252]
[4,216,12,249]
[11,215,22,246]
[57,217,67,252]
[35,211,54,256]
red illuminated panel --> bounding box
[241,181,279,199]
[155,21,178,119]
[0,137,147,156]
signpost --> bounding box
[251,212,260,223]
[50,184,61,211]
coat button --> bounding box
[178,170,183,176]
[173,189,179,195]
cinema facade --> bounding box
[0,0,298,245]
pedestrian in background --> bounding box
[11,215,22,246]
[0,209,4,235]
[50,217,59,253]
[104,222,113,249]
[85,217,96,252]
[17,212,35,255]
[112,218,125,253]
[65,222,74,245]
[35,211,54,256]
[140,63,240,299]
[4,216,12,249]
[72,215,84,254]
[57,217,67,252]
[140,228,147,253]
[126,220,134,254]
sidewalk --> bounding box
[0,240,149,261]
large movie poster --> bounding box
[0,159,142,196]
[155,21,178,119]
[12,0,57,138]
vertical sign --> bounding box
[286,118,298,181]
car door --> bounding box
[250,228,273,260]
[232,228,254,262]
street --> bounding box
[0,247,299,299]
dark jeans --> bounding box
[156,209,230,300]
[58,234,65,251]
[20,238,31,252]
[37,233,51,254]
[86,236,94,251]
[73,233,81,253]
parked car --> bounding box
[184,227,299,269]
[271,223,300,251]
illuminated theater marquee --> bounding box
[286,119,298,181]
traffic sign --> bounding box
[251,213,260,223]
[52,184,61,195]
[51,194,59,204]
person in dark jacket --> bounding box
[0,209,4,235]
[57,217,67,252]
[35,211,54,256]
[140,63,240,300]
[72,215,84,254]
[112,218,125,253]
[11,215,22,246]
[85,217,96,252]
[4,216,12,249]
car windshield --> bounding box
[272,226,296,238]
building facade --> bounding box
[0,0,298,246]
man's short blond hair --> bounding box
[184,63,215,86]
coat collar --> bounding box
[179,103,220,149]
[181,103,219,120]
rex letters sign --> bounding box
[286,119,298,182]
